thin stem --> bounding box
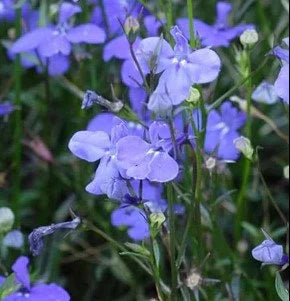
[85,220,152,276]
[191,118,203,261]
[235,50,253,242]
[11,7,22,224]
[187,0,196,48]
[208,57,268,112]
[167,184,178,300]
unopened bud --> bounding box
[187,87,201,104]
[240,29,259,46]
[0,207,15,234]
[284,165,289,180]
[234,136,254,160]
[124,16,140,36]
[150,212,166,229]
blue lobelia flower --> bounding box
[116,122,179,183]
[1,256,70,301]
[252,81,279,105]
[136,26,221,111]
[205,102,246,161]
[252,239,289,266]
[11,2,106,59]
[0,102,14,117]
[272,37,289,104]
[69,118,132,200]
[177,1,254,48]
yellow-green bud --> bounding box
[284,165,289,180]
[187,87,201,104]
[124,16,140,36]
[150,212,166,229]
[240,29,259,46]
[234,136,254,160]
[0,207,15,234]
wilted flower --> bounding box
[284,165,289,180]
[178,1,254,47]
[29,217,81,256]
[1,257,70,300]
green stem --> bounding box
[167,184,178,300]
[235,51,253,242]
[166,0,174,29]
[85,221,152,276]
[11,8,22,224]
[187,0,196,48]
[191,119,203,261]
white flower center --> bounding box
[213,122,230,137]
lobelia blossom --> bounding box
[252,239,289,266]
[252,81,279,105]
[205,102,246,161]
[10,2,106,75]
[177,1,254,48]
[136,26,221,112]
[272,37,289,104]
[0,102,14,117]
[1,256,70,301]
[69,118,134,200]
[112,181,184,240]
[0,0,34,23]
[116,122,179,183]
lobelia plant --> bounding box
[0,0,288,300]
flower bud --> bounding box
[240,29,259,46]
[124,16,140,36]
[284,165,289,180]
[187,87,201,104]
[150,212,166,229]
[234,136,254,161]
[0,207,15,234]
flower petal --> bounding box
[67,24,106,44]
[68,131,111,162]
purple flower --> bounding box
[252,240,289,266]
[136,26,221,109]
[11,2,106,58]
[111,206,149,240]
[69,118,132,199]
[273,38,289,104]
[2,257,70,301]
[177,2,254,47]
[116,122,179,183]
[205,102,246,161]
[0,102,14,116]
[252,82,279,105]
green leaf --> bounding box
[275,272,289,301]
[0,274,19,299]
[153,239,161,268]
[125,242,150,257]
